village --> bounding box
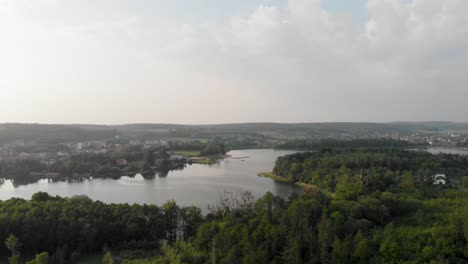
[386,131,468,146]
[0,138,227,183]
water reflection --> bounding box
[0,149,303,211]
[1,167,191,188]
[424,147,468,155]
[409,147,468,155]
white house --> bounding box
[432,174,447,185]
[116,158,128,166]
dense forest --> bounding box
[272,149,468,191]
[1,188,467,263]
[0,149,467,263]
[0,193,203,263]
[275,138,424,150]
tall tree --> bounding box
[5,234,22,264]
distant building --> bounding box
[169,155,185,161]
[12,140,25,147]
[116,158,128,166]
[144,140,160,148]
[144,140,167,149]
[98,149,107,154]
[432,174,447,185]
[81,141,106,149]
[19,152,31,159]
[129,140,142,146]
[57,151,69,158]
[76,143,83,150]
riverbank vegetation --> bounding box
[1,184,466,263]
[0,148,467,263]
[275,138,425,150]
[257,172,291,183]
[0,141,227,186]
[272,148,468,190]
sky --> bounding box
[1,0,467,124]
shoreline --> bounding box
[257,172,291,183]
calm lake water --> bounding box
[423,147,468,155]
[0,149,302,210]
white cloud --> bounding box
[1,0,468,123]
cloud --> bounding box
[157,0,468,121]
[1,0,468,123]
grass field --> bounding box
[167,137,210,143]
[172,150,200,157]
[257,172,291,183]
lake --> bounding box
[423,147,468,155]
[0,149,302,211]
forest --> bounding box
[0,149,467,263]
[0,193,203,263]
[272,148,468,191]
[274,138,423,150]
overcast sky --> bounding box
[1,0,467,124]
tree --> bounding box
[200,142,227,156]
[399,172,415,192]
[102,251,114,264]
[335,176,364,201]
[318,214,333,264]
[25,252,49,264]
[462,176,468,189]
[155,242,181,264]
[354,232,370,261]
[163,200,181,245]
[5,234,22,257]
[332,238,345,264]
[281,236,302,264]
[180,207,203,240]
[8,255,19,264]
[143,149,155,166]
[35,252,49,264]
[5,234,21,264]
[207,191,254,219]
[288,162,302,182]
[463,205,468,242]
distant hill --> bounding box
[0,123,116,145]
[1,122,467,145]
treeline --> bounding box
[0,193,203,263]
[168,140,227,156]
[0,147,148,181]
[109,185,467,263]
[0,142,220,183]
[273,148,468,191]
[199,141,227,156]
[0,159,45,180]
[275,138,424,150]
[167,141,207,152]
[1,187,467,263]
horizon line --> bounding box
[1,121,467,126]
